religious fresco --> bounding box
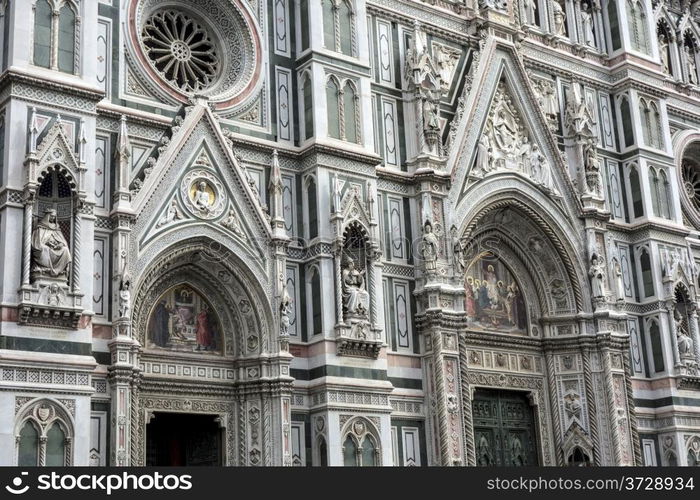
[148,285,220,352]
[464,253,527,334]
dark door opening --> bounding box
[146,412,223,466]
[472,388,539,466]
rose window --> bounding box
[142,10,219,93]
[683,158,700,212]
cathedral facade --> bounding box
[0,0,700,467]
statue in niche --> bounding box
[564,392,582,420]
[118,277,131,318]
[612,258,625,301]
[551,0,566,36]
[518,135,533,173]
[675,308,694,359]
[685,45,698,85]
[156,199,183,228]
[588,253,607,298]
[523,0,537,25]
[31,208,72,280]
[583,139,603,197]
[492,107,518,164]
[420,220,439,273]
[280,284,292,337]
[659,33,670,75]
[433,43,461,92]
[342,255,370,318]
[564,87,594,137]
[451,226,465,275]
[581,3,595,47]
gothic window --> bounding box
[681,142,700,219]
[628,164,643,218]
[567,447,591,466]
[17,421,40,466]
[33,0,52,68]
[326,76,361,143]
[300,71,314,140]
[607,0,622,51]
[343,81,359,144]
[322,0,356,56]
[341,418,381,466]
[649,167,660,217]
[304,175,318,240]
[15,399,73,466]
[299,0,309,52]
[647,319,664,372]
[659,169,672,219]
[640,98,663,149]
[317,436,328,466]
[619,95,634,148]
[626,0,648,54]
[33,0,79,74]
[326,77,341,139]
[306,265,322,336]
[639,248,654,297]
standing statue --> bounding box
[588,253,606,298]
[157,199,183,228]
[523,0,537,25]
[475,133,492,175]
[686,45,698,85]
[583,139,603,197]
[451,226,465,275]
[421,220,439,273]
[280,284,292,336]
[612,258,625,301]
[658,33,670,75]
[118,277,131,318]
[581,3,595,47]
[342,255,370,317]
[31,208,72,280]
[551,0,566,36]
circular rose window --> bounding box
[130,0,262,110]
[142,10,220,93]
[679,141,700,228]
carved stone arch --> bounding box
[30,119,84,194]
[131,238,274,359]
[456,194,589,313]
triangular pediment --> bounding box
[448,42,581,219]
[33,121,83,189]
[131,103,272,270]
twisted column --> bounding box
[544,350,564,465]
[602,348,622,465]
[72,206,81,293]
[581,348,601,465]
[334,251,343,325]
[22,198,34,286]
[689,308,700,366]
[367,256,377,328]
[665,302,681,367]
[622,346,642,465]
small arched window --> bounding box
[627,0,648,53]
[343,82,358,144]
[343,435,358,466]
[322,0,355,56]
[619,95,635,148]
[326,78,341,139]
[45,423,66,466]
[33,0,52,68]
[648,320,664,373]
[33,0,78,74]
[17,421,39,466]
[338,0,353,56]
[648,167,660,216]
[659,169,672,219]
[57,3,76,73]
[318,437,328,466]
[301,72,313,140]
[629,164,643,217]
[639,248,654,297]
[608,0,622,51]
[305,176,318,240]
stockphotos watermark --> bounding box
[4,471,192,496]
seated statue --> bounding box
[31,209,71,280]
[342,255,370,318]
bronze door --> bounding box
[472,388,539,466]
